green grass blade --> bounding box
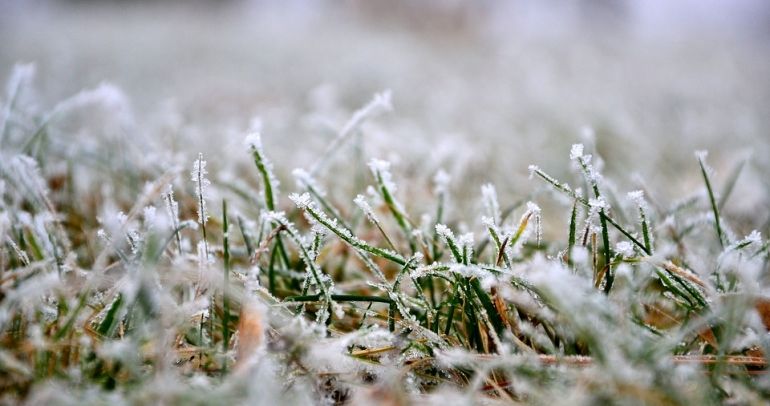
[697,152,725,248]
[96,293,123,337]
[718,158,745,209]
[567,198,578,265]
[222,200,231,362]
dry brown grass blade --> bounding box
[591,233,599,286]
[643,303,718,347]
[643,303,681,329]
[233,299,266,374]
[660,261,707,289]
[491,287,511,329]
[495,236,510,267]
[466,354,766,370]
[250,224,286,264]
[754,297,770,330]
[670,355,767,366]
[594,264,608,290]
[350,346,397,357]
[543,355,767,371]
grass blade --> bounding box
[696,151,725,248]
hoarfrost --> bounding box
[191,153,210,225]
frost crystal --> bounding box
[458,232,474,251]
[588,197,609,210]
[1,64,36,138]
[292,168,325,196]
[746,230,762,244]
[433,169,451,195]
[116,211,128,226]
[368,158,391,173]
[52,82,132,125]
[354,194,379,224]
[458,232,474,246]
[339,90,393,137]
[244,132,262,150]
[694,150,709,160]
[142,206,157,229]
[527,165,539,179]
[162,184,180,231]
[310,90,394,174]
[526,201,541,215]
[245,128,281,208]
[572,246,589,264]
[244,117,263,149]
[570,144,584,161]
[526,202,543,246]
[737,230,762,247]
[191,153,210,225]
[4,63,35,101]
[615,241,635,257]
[695,150,715,177]
[372,89,393,111]
[435,224,454,240]
[580,197,607,239]
[197,240,209,268]
[627,190,646,206]
[368,158,397,192]
[289,192,312,209]
[6,155,50,209]
[481,183,501,225]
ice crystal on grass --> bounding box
[435,223,454,240]
[162,184,182,251]
[0,63,36,143]
[627,190,653,252]
[354,194,379,224]
[571,143,601,184]
[289,192,312,209]
[741,230,762,246]
[191,153,210,225]
[526,201,542,246]
[627,190,645,207]
[54,83,126,114]
[245,129,280,210]
[480,183,501,226]
[368,158,397,192]
[310,90,394,175]
[527,164,539,179]
[433,169,451,195]
[3,63,36,102]
[5,155,50,210]
[615,241,635,258]
[339,89,393,137]
[569,143,584,161]
[292,168,325,196]
[244,133,262,151]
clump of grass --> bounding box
[0,70,769,405]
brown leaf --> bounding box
[755,297,770,331]
[234,299,266,373]
[644,303,717,347]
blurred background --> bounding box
[1,0,769,233]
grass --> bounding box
[0,68,769,405]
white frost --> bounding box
[570,143,584,161]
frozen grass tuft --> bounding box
[0,67,769,406]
